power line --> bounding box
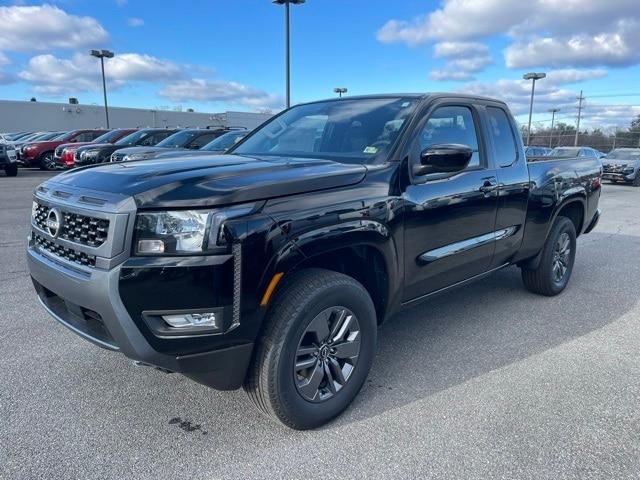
[574,90,585,147]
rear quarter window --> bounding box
[487,107,518,167]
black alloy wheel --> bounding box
[294,306,361,402]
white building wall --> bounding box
[0,100,273,132]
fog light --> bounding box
[137,239,165,254]
[162,312,218,329]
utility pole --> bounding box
[333,87,347,98]
[574,90,584,147]
[273,0,305,109]
[523,72,546,146]
[90,49,114,128]
[548,108,560,148]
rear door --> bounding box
[401,101,499,301]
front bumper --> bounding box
[27,184,255,390]
[28,249,253,390]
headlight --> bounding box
[81,150,100,159]
[123,153,148,162]
[134,204,256,256]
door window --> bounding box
[417,106,480,168]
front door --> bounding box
[402,104,499,302]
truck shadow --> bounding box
[328,230,639,427]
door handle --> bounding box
[479,178,498,194]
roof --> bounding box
[297,92,508,107]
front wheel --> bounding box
[244,269,377,430]
[39,152,56,171]
[4,164,18,177]
[521,216,577,296]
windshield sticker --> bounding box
[363,146,378,154]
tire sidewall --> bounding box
[275,281,376,428]
[546,218,577,294]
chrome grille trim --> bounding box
[31,183,138,270]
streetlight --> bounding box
[273,0,305,109]
[333,87,347,98]
[523,72,546,146]
[90,49,114,128]
[548,108,560,148]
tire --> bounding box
[521,216,577,296]
[4,164,18,177]
[244,268,377,430]
[39,152,55,171]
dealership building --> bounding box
[0,99,273,132]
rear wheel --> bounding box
[244,269,377,430]
[4,164,18,177]
[521,217,577,296]
[39,152,55,171]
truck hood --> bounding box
[49,154,367,208]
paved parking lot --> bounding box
[1,169,639,479]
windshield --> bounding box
[231,97,418,164]
[93,129,131,144]
[606,149,640,160]
[202,131,247,151]
[116,130,157,146]
[156,130,202,148]
[550,147,579,157]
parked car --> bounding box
[525,145,552,157]
[126,129,249,161]
[12,132,67,163]
[27,93,601,429]
[109,128,235,162]
[0,142,18,176]
[73,128,180,167]
[601,148,640,186]
[21,129,108,170]
[55,129,138,169]
[548,146,602,158]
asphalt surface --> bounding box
[1,169,639,479]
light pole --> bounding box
[333,87,347,98]
[523,72,546,146]
[273,0,304,109]
[91,49,114,128]
[548,108,560,148]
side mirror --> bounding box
[413,143,473,176]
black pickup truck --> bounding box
[27,94,601,429]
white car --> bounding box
[1,143,18,177]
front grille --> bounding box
[33,202,109,247]
[33,233,97,267]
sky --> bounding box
[0,0,639,131]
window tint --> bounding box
[233,97,418,164]
[486,107,517,166]
[142,131,174,146]
[418,106,480,168]
[188,132,217,148]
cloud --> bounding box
[429,41,492,81]
[457,70,637,128]
[0,4,109,52]
[504,20,640,68]
[158,78,283,109]
[429,56,492,81]
[544,69,608,84]
[433,42,489,58]
[18,52,184,95]
[378,0,640,69]
[127,17,144,27]
[0,51,13,85]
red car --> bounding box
[21,129,108,170]
[55,129,137,169]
